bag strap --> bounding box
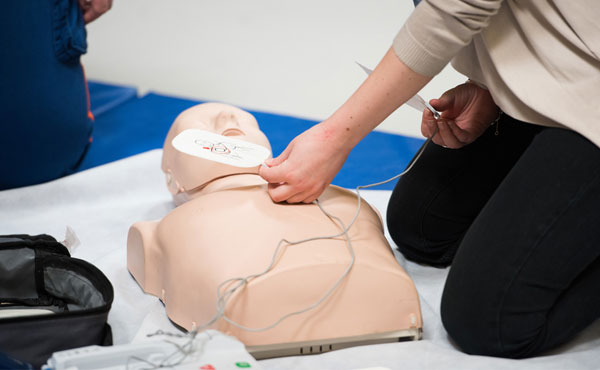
[0,234,70,257]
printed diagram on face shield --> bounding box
[194,139,250,162]
[171,129,271,168]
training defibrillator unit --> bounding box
[0,234,113,368]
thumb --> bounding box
[430,94,453,112]
[264,141,294,167]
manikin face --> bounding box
[161,103,272,199]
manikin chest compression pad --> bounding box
[0,234,114,368]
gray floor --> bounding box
[82,0,464,138]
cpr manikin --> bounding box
[127,103,422,358]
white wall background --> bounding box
[82,0,465,138]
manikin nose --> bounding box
[215,111,243,136]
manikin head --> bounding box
[161,103,272,203]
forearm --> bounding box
[323,0,504,148]
[322,47,431,148]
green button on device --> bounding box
[235,362,252,368]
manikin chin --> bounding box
[126,103,423,359]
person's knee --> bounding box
[386,190,460,267]
[440,278,515,357]
[441,271,545,359]
[385,191,419,253]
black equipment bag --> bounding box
[0,234,113,368]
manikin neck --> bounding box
[201,172,266,193]
[182,172,267,201]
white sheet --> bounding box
[1,150,598,369]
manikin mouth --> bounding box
[221,128,244,136]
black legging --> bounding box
[386,114,600,358]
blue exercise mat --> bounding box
[82,84,424,189]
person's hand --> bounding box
[258,123,352,204]
[78,0,112,24]
[259,47,432,204]
[422,82,499,148]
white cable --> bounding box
[133,129,438,370]
[191,127,438,334]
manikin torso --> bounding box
[127,103,422,352]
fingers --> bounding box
[259,142,296,184]
[267,183,320,204]
[446,120,470,144]
[261,165,307,203]
[436,119,464,149]
[422,110,458,148]
[421,109,436,138]
[83,8,102,24]
[423,98,470,149]
[287,189,319,204]
[82,0,112,23]
[422,109,449,147]
[259,161,288,185]
[266,183,294,203]
[77,0,89,10]
[260,141,325,203]
[260,122,346,204]
[266,180,325,204]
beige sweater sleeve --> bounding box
[393,0,503,76]
[391,1,600,147]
